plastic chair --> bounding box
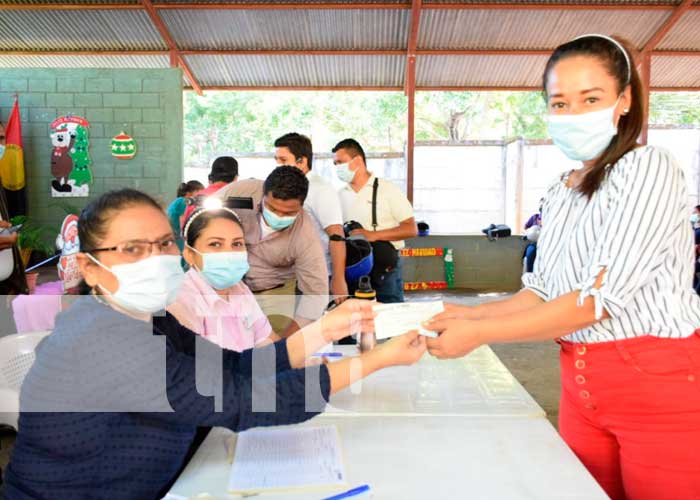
[0,331,51,430]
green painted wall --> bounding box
[403,235,529,292]
[0,68,183,231]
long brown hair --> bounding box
[543,35,645,198]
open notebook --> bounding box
[228,425,347,494]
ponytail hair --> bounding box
[177,180,204,198]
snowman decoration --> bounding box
[49,115,92,197]
[56,214,82,293]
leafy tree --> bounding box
[183,90,695,168]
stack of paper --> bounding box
[373,301,444,340]
[228,425,346,494]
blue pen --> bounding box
[321,484,370,500]
[312,352,344,358]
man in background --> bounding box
[274,133,348,302]
[214,166,327,336]
[333,138,416,303]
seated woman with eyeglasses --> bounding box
[168,204,279,351]
[2,188,426,500]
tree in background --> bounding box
[184,90,694,168]
[649,92,700,126]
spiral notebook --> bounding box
[227,425,347,494]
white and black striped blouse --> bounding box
[523,145,700,343]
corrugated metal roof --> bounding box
[0,54,170,69]
[161,8,409,50]
[0,2,698,89]
[651,55,700,86]
[0,10,166,51]
[655,11,700,50]
[418,8,669,49]
[184,54,405,86]
[417,54,549,87]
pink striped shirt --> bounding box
[168,269,271,351]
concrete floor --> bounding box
[0,290,562,475]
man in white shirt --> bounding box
[274,133,348,302]
[332,138,417,303]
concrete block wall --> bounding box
[0,68,183,230]
[403,235,529,292]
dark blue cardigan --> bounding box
[3,295,330,500]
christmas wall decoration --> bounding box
[56,214,82,294]
[50,115,92,197]
[111,131,137,160]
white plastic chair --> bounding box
[0,331,51,430]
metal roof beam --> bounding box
[2,49,697,57]
[186,85,700,92]
[641,0,694,54]
[2,48,699,58]
[3,2,699,11]
[140,0,202,95]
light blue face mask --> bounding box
[262,204,297,231]
[691,213,699,225]
[0,144,5,161]
[547,99,620,162]
[189,246,249,290]
[336,162,357,184]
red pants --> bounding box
[559,332,700,500]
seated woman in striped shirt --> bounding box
[168,203,279,351]
[3,188,426,500]
[424,35,700,500]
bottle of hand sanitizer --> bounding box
[354,275,377,352]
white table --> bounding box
[323,345,545,418]
[168,418,608,500]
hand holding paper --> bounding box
[372,330,427,367]
[321,299,376,343]
[422,314,483,360]
[372,301,444,340]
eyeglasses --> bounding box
[85,237,181,261]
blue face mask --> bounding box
[190,246,250,290]
[547,100,620,162]
[0,144,5,161]
[262,204,297,231]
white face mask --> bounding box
[89,254,185,314]
[336,162,357,184]
[547,99,620,162]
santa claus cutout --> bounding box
[56,214,82,293]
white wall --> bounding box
[182,129,700,235]
[413,145,504,235]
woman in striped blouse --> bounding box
[425,35,700,500]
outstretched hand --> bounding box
[373,330,426,367]
[422,316,483,360]
[320,299,376,343]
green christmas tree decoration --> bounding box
[68,124,92,187]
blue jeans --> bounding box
[374,257,404,304]
[524,243,537,273]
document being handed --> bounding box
[373,301,443,340]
